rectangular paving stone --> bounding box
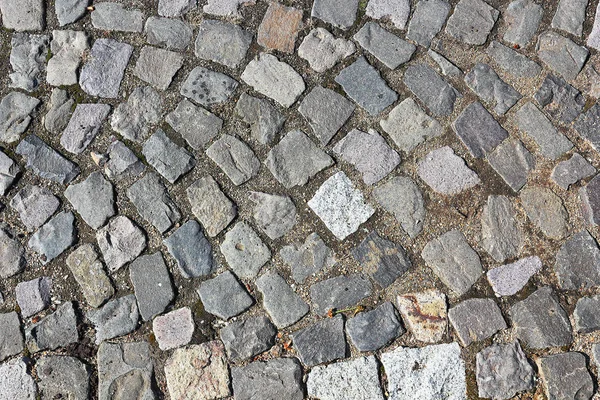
[403,64,456,117]
[0,312,24,362]
[163,220,213,278]
[311,0,357,29]
[66,244,114,308]
[298,86,354,145]
[134,46,183,91]
[186,175,237,237]
[503,0,543,47]
[445,0,498,45]
[448,298,507,346]
[127,172,181,233]
[354,22,415,69]
[551,153,596,190]
[166,99,222,150]
[346,302,403,352]
[61,103,111,154]
[406,0,451,47]
[79,39,133,98]
[309,274,372,315]
[298,27,355,72]
[142,129,195,184]
[232,358,303,400]
[291,315,346,367]
[26,301,78,352]
[453,102,508,158]
[181,66,238,106]
[145,16,193,50]
[64,171,115,229]
[257,2,302,53]
[256,272,308,329]
[397,289,447,343]
[97,342,154,400]
[487,256,541,296]
[575,103,600,150]
[207,134,260,186]
[366,0,409,29]
[87,294,139,344]
[195,19,252,68]
[537,352,594,400]
[197,271,254,320]
[235,93,285,145]
[9,33,49,92]
[0,0,43,31]
[537,31,588,81]
[129,252,174,321]
[535,74,585,125]
[0,91,40,143]
[588,3,600,50]
[220,221,270,278]
[417,146,480,195]
[551,0,587,37]
[10,184,60,231]
[487,41,542,78]
[220,315,276,362]
[91,2,144,32]
[464,64,521,115]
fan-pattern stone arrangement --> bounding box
[3,0,600,399]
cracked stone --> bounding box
[256,271,308,329]
[0,229,25,278]
[403,63,456,117]
[207,134,259,185]
[280,232,335,283]
[487,256,542,297]
[232,358,303,400]
[196,270,254,320]
[96,216,146,273]
[152,307,194,350]
[10,185,60,231]
[9,33,48,91]
[417,146,480,195]
[36,356,89,400]
[16,135,80,184]
[43,88,73,134]
[47,30,88,86]
[354,22,415,69]
[311,0,358,29]
[464,64,521,115]
[186,175,237,237]
[145,17,192,51]
[453,102,508,158]
[104,140,146,181]
[487,139,535,192]
[195,19,252,68]
[552,153,595,190]
[26,301,78,352]
[536,74,585,125]
[373,176,425,238]
[310,274,373,315]
[164,220,213,278]
[0,0,44,31]
[130,252,174,321]
[234,93,284,145]
[537,353,593,400]
[0,92,40,144]
[537,31,588,81]
[91,2,144,32]
[61,103,111,154]
[87,295,139,344]
[0,312,24,362]
[503,0,543,47]
[15,277,51,318]
[448,298,506,347]
[134,46,183,91]
[520,187,568,239]
[397,289,447,343]
[127,173,180,233]
[298,27,355,72]
[249,192,296,240]
[220,315,276,362]
[487,41,542,78]
[554,230,600,290]
[446,0,498,45]
[143,129,195,183]
[428,50,463,77]
[66,244,114,308]
[406,0,451,47]
[220,222,270,278]
[481,195,523,262]
[28,211,76,264]
[346,302,403,352]
[292,315,346,367]
[79,39,133,98]
[167,99,222,150]
[65,172,115,229]
[111,86,163,143]
[257,2,303,53]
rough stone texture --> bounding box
[576,104,600,152]
[234,93,284,145]
[487,41,542,78]
[429,50,463,77]
[346,302,403,352]
[373,176,425,238]
[91,2,144,32]
[26,301,78,352]
[203,0,252,16]
[406,0,451,47]
[64,172,115,229]
[487,139,535,192]
[552,0,587,36]
[280,232,335,283]
[481,195,522,262]
[232,358,303,400]
[554,230,600,290]
[520,187,568,239]
[143,129,195,183]
[0,0,43,31]
[417,146,480,195]
[487,256,542,297]
[152,307,194,350]
[158,0,195,17]
[104,140,146,181]
[15,136,79,184]
[366,0,409,29]
[9,33,48,91]
[15,277,51,318]
[446,0,499,45]
[79,39,133,98]
[134,46,184,91]
[96,216,146,273]
[256,272,308,328]
[164,220,213,278]
[298,27,355,72]
[129,252,174,321]
[0,151,19,195]
[311,0,358,29]
[0,92,40,144]
[249,192,296,240]
[0,228,25,278]
[111,86,163,143]
[291,315,346,367]
[404,64,456,117]
[36,356,89,400]
[310,274,373,315]
[453,102,508,158]
[551,153,595,190]
[220,315,276,362]
[503,0,543,47]
[574,295,600,333]
[354,22,415,69]
[61,103,111,154]
[47,30,88,86]
[537,353,594,400]
[207,134,260,185]
[536,74,585,125]
[186,175,236,237]
[43,88,73,134]
[55,0,87,26]
[167,99,222,150]
[220,222,271,278]
[588,3,600,50]
[0,358,37,400]
[537,31,588,81]
[396,289,447,343]
[257,2,303,53]
[0,312,24,362]
[87,295,139,344]
[196,271,254,320]
[28,211,76,264]
[127,172,181,233]
[195,19,252,68]
[448,298,506,346]
[180,66,238,106]
[464,64,521,115]
[580,174,600,226]
[145,17,193,51]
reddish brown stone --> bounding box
[257,2,303,53]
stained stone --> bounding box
[196,271,254,320]
[0,359,37,400]
[487,41,541,78]
[66,244,114,308]
[373,176,425,238]
[476,342,534,400]
[129,252,174,321]
[404,64,456,117]
[232,358,303,400]
[554,231,600,290]
[589,3,600,50]
[448,298,506,347]
[292,315,346,366]
[464,65,521,115]
[520,187,568,239]
[256,272,308,328]
[195,19,252,68]
[135,46,183,91]
[428,50,462,77]
[406,0,451,47]
[143,129,195,183]
[453,102,508,158]
[234,93,284,145]
[0,312,24,361]
[366,0,409,29]
[220,315,276,362]
[487,256,542,297]
[79,39,133,98]
[87,295,139,344]
[280,233,335,283]
[158,0,195,17]
[352,231,410,288]
[220,222,270,278]
[167,99,222,150]
[537,353,594,400]
[354,22,415,69]
[503,0,543,47]
[61,103,111,154]
[310,274,373,315]
[447,0,498,45]
[308,171,375,240]
[266,130,333,188]
[535,74,585,125]
[96,216,146,273]
[9,33,48,91]
[298,27,355,72]
[0,151,19,195]
[11,185,59,232]
[127,173,181,233]
[551,0,587,36]
[574,295,600,333]
[164,220,213,278]
[56,0,87,26]
[249,192,296,240]
[510,286,572,349]
[47,30,88,86]
[241,53,305,108]
[335,56,397,116]
[186,175,236,237]
[346,302,403,352]
[104,140,146,180]
[145,17,192,51]
[152,307,194,350]
[207,134,259,185]
[91,2,144,32]
[27,301,78,352]
[29,211,75,264]
[111,86,163,143]
[417,146,480,195]
[0,92,40,144]
[481,195,522,262]
[397,289,447,343]
[537,32,588,81]
[311,0,358,29]
[551,153,595,189]
[43,88,73,134]
[17,135,80,184]
[0,0,43,31]
[257,2,303,53]
[0,229,25,278]
[65,172,115,229]
[487,139,534,192]
[15,277,51,318]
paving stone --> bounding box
[487,139,535,192]
[406,1,450,47]
[403,64,456,117]
[220,222,270,278]
[66,244,114,308]
[346,302,403,352]
[145,17,192,51]
[111,86,163,143]
[292,315,345,366]
[396,289,447,343]
[537,31,588,81]
[0,92,40,144]
[366,0,409,29]
[9,33,48,92]
[164,341,230,400]
[257,2,302,53]
[551,153,595,190]
[417,146,480,195]
[241,53,305,107]
[481,195,523,262]
[249,192,296,240]
[186,175,236,237]
[476,342,534,400]
[207,134,260,185]
[256,271,308,328]
[127,172,180,233]
[520,187,568,240]
[97,341,154,400]
[554,231,600,290]
[0,312,24,362]
[158,0,195,16]
[535,74,585,125]
[537,353,593,400]
[588,3,600,50]
[129,252,174,321]
[0,0,43,31]
[448,298,506,347]
[79,39,133,98]
[308,171,375,240]
[280,232,335,283]
[310,274,373,315]
[143,129,195,183]
[352,231,410,288]
[464,64,521,115]
[194,19,251,69]
[307,356,384,400]
[354,22,415,69]
[97,216,146,273]
[0,228,24,278]
[298,27,355,72]
[135,46,183,91]
[197,271,253,320]
[87,295,139,344]
[576,103,600,152]
[46,30,88,86]
[220,315,276,362]
[164,220,213,278]
[487,41,541,78]
[16,135,80,184]
[167,99,222,150]
[203,0,252,16]
[453,102,508,158]
[373,176,425,238]
[0,358,37,400]
[446,0,498,45]
[28,211,75,264]
[55,0,87,26]
[10,185,59,231]
[428,50,462,77]
[311,0,358,29]
[232,358,303,400]
[103,140,146,180]
[551,0,587,36]
[335,56,397,116]
[26,301,78,352]
[509,286,572,349]
[381,343,466,400]
[61,103,111,154]
[266,130,333,188]
[36,356,89,400]
[65,172,115,229]
[574,295,600,333]
[0,151,19,195]
[152,307,194,350]
[15,277,51,318]
[43,88,73,134]
[486,256,542,298]
[234,93,284,145]
[503,0,543,47]
[91,2,144,32]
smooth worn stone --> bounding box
[551,153,595,189]
[520,187,568,239]
[96,216,146,273]
[476,342,534,400]
[0,92,40,143]
[195,19,252,68]
[464,64,521,115]
[576,103,600,150]
[588,3,600,50]
[127,172,181,233]
[373,176,425,238]
[16,135,80,184]
[406,0,451,47]
[129,252,174,321]
[397,289,447,343]
[380,98,442,153]
[487,256,542,296]
[574,295,600,333]
[298,27,355,72]
[428,50,462,77]
[580,174,600,226]
[159,0,195,16]
[79,39,133,98]
[256,272,308,329]
[552,0,587,36]
[448,298,506,347]
[56,0,87,26]
[241,53,305,107]
[346,302,403,352]
[292,315,345,366]
[0,151,19,195]
[43,88,73,134]
[510,286,572,349]
[27,301,78,352]
[266,130,333,188]
[335,56,397,115]
[9,33,48,91]
[487,139,535,192]
[481,195,523,262]
[153,307,194,350]
[308,171,375,240]
[0,312,24,361]
[0,229,25,278]
[61,103,111,154]
[37,356,89,400]
[207,134,259,185]
[366,0,409,29]
[554,231,600,290]
[66,244,114,308]
[352,231,411,288]
[249,192,296,240]
[453,102,508,158]
[381,343,466,400]
[111,86,163,143]
[235,93,284,145]
[307,356,384,400]
[0,0,43,31]
[91,2,144,32]
[145,17,192,51]
[310,274,373,315]
[537,353,594,400]
[10,185,59,231]
[220,222,270,278]
[257,2,302,53]
[167,99,222,150]
[487,41,542,78]
[143,129,194,183]
[196,271,253,320]
[232,358,303,400]
[104,140,146,180]
[164,221,213,278]
[334,129,400,185]
[220,315,276,362]
[16,277,51,318]
[537,31,588,81]
[354,22,415,69]
[186,175,236,237]
[97,341,154,400]
[87,295,139,344]
[164,341,230,400]
[536,74,585,124]
[0,359,37,400]
[134,46,183,91]
[503,0,543,47]
[64,172,115,229]
[29,211,75,264]
[280,232,335,283]
[299,88,354,148]
[311,0,357,29]
[417,146,480,195]
[404,64,456,117]
[47,30,88,86]
[446,0,498,45]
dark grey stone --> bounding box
[232,358,303,400]
[235,93,284,145]
[464,64,521,115]
[537,31,588,81]
[403,64,456,117]
[167,99,222,150]
[0,151,19,195]
[581,174,600,226]
[574,295,600,333]
[280,233,335,283]
[554,231,600,290]
[91,2,144,32]
[164,220,213,278]
[503,0,543,47]
[195,19,252,68]
[487,139,535,192]
[576,102,600,151]
[373,176,425,238]
[143,129,195,184]
[352,231,410,288]
[44,88,73,134]
[37,356,89,400]
[453,102,508,158]
[61,103,111,154]
[64,172,115,229]
[249,192,296,240]
[291,315,346,367]
[406,0,451,47]
[0,229,24,278]
[537,353,593,400]
[346,302,403,352]
[79,39,133,98]
[197,270,254,320]
[127,172,181,233]
[0,91,40,143]
[96,216,146,273]
[104,140,146,181]
[56,0,88,26]
[551,153,595,189]
[111,86,163,143]
[134,46,184,91]
[207,134,259,185]
[220,222,270,279]
[15,277,51,318]
[256,272,308,328]
[448,298,507,347]
[87,295,139,344]
[220,315,276,362]
[310,274,373,315]
[535,74,585,125]
[28,211,76,264]
[445,0,498,45]
[9,33,48,92]
[311,0,358,29]
[145,17,192,50]
[481,195,523,262]
[180,66,238,106]
[26,301,78,352]
[354,22,415,69]
[10,185,60,231]
[129,252,174,321]
[487,41,542,78]
[186,175,236,237]
[0,312,23,362]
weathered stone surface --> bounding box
[203,0,252,16]
[257,2,302,53]
[65,172,115,229]
[366,0,409,29]
[17,135,81,184]
[220,222,270,278]
[481,195,522,262]
[158,0,195,16]
[234,93,284,145]
[311,0,358,29]
[448,298,506,347]
[61,103,111,154]
[256,272,308,328]
[446,0,498,45]
[464,65,521,115]
[220,315,276,362]
[574,295,600,333]
[487,41,542,78]
[417,146,480,195]
[552,153,595,190]
[47,30,88,86]
[0,229,25,278]
[249,192,296,240]
[291,315,346,366]
[27,301,78,352]
[0,92,40,143]
[373,176,425,238]
[0,0,43,31]
[588,3,600,50]
[134,46,183,91]
[280,232,335,283]
[96,216,146,273]
[87,295,139,344]
[37,356,89,400]
[503,0,543,47]
[354,22,415,69]
[580,175,600,226]
[29,211,75,264]
[0,151,19,195]
[537,353,594,400]
[298,27,355,72]
[9,33,48,91]
[576,104,600,154]
[404,64,456,117]
[554,231,600,290]
[145,17,192,51]
[196,271,253,320]
[103,140,146,181]
[127,173,180,233]
[0,312,24,361]
[346,302,403,352]
[428,50,462,77]
[195,19,252,68]
[520,187,568,239]
[406,0,451,47]
[43,88,73,134]
[453,102,508,158]
[0,358,37,400]
[56,0,87,26]
[186,175,236,237]
[180,66,238,106]
[129,252,174,321]
[91,2,144,32]
[16,277,51,318]
[152,307,194,350]
[487,139,535,192]
[536,74,585,125]
[310,274,373,315]
[552,0,587,36]
[111,86,163,143]
[487,256,542,297]
[143,129,194,183]
[207,134,259,185]
[164,221,213,278]
[167,99,222,150]
[79,39,133,98]
[397,289,447,343]
[537,31,588,81]
[352,231,410,288]
[232,358,303,400]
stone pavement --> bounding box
[2,0,600,399]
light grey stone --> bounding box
[10,185,59,231]
[552,0,587,36]
[428,50,462,77]
[487,139,534,192]
[298,27,355,72]
[234,93,284,145]
[280,232,335,283]
[16,135,80,184]
[65,244,114,308]
[536,74,585,125]
[249,192,296,240]
[206,134,259,185]
[91,2,143,32]
[220,315,276,362]
[43,88,73,134]
[152,307,194,350]
[354,22,415,69]
[487,41,542,78]
[127,173,181,233]
[406,0,451,47]
[158,0,195,17]
[232,358,303,400]
[9,33,49,91]
[464,64,521,115]
[537,353,593,400]
[0,92,40,143]
[366,0,409,29]
[311,0,358,29]
[64,172,115,229]
[37,356,89,400]
[142,129,195,183]
[346,302,403,352]
[0,151,19,195]
[291,315,346,366]
[203,0,252,16]
[96,216,146,273]
[588,3,600,50]
[446,0,498,45]
[520,187,568,240]
[79,39,133,98]
[352,231,410,288]
[61,103,111,154]
[552,153,595,190]
[220,222,270,279]
[111,86,163,143]
[47,30,88,86]
[0,359,37,400]
[195,19,252,68]
[453,102,509,157]
[196,271,254,320]
[0,312,24,362]
[0,0,44,31]
[164,220,213,278]
[403,64,456,117]
[537,31,588,81]
[554,231,600,290]
[574,295,600,333]
[28,211,76,264]
[186,175,236,237]
[448,298,506,347]
[310,274,373,315]
[104,140,146,181]
[167,99,222,150]
[481,195,523,262]
[417,146,480,195]
[503,0,543,47]
[16,277,51,318]
[55,0,87,26]
[0,229,25,278]
[373,176,425,238]
[256,272,308,328]
[26,301,78,352]
[487,256,542,297]
[129,252,174,321]
[87,295,139,344]
[144,17,192,51]
[134,46,183,91]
